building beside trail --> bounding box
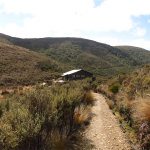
[61,69,93,81]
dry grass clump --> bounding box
[121,93,132,108]
[106,99,114,109]
[133,98,150,122]
[52,129,69,150]
[85,91,94,104]
[133,98,150,149]
[97,85,114,99]
[74,104,91,125]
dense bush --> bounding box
[109,84,120,93]
[0,80,91,150]
[112,64,150,149]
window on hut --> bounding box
[81,75,85,77]
[76,75,80,77]
[72,75,75,78]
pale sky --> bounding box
[0,0,150,50]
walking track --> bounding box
[67,93,132,150]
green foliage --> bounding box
[118,74,126,84]
[0,80,91,149]
[2,33,150,77]
[134,77,142,85]
[125,83,136,95]
[109,84,120,93]
[115,46,150,65]
[122,80,129,87]
[143,77,150,88]
[118,72,126,75]
[132,71,139,77]
[36,59,73,72]
[113,64,150,149]
[91,81,97,89]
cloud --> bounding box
[132,28,146,36]
[0,0,150,54]
[0,0,150,39]
[89,37,150,50]
[89,37,121,46]
[124,39,150,50]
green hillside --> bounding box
[1,33,150,77]
[0,42,73,86]
[115,46,150,66]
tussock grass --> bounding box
[74,104,91,125]
[106,99,114,109]
[85,91,94,104]
[133,98,150,122]
[97,84,114,99]
[124,95,131,109]
[52,129,69,150]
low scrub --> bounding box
[0,80,90,150]
[112,65,150,149]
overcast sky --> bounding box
[0,0,150,50]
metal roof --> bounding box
[61,69,82,76]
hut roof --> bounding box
[61,69,82,76]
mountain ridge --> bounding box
[1,33,150,77]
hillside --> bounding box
[1,33,150,77]
[115,46,150,66]
[0,42,73,86]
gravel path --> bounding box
[67,93,132,150]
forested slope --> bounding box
[1,33,150,77]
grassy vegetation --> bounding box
[96,64,150,149]
[0,79,93,150]
[0,42,73,86]
[115,46,150,66]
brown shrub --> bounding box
[85,91,94,104]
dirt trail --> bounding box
[67,93,132,150]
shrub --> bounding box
[131,71,139,77]
[143,77,150,89]
[0,80,89,149]
[109,84,120,93]
[125,83,136,98]
[122,80,129,87]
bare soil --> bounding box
[67,93,132,150]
